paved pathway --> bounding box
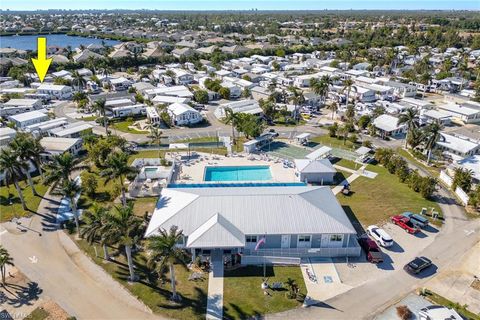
[206,250,224,320]
[0,190,162,320]
[301,258,352,307]
[331,164,369,195]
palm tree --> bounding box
[327,101,339,119]
[342,79,357,107]
[10,133,40,196]
[0,245,14,285]
[311,78,329,105]
[105,204,143,282]
[398,108,419,149]
[72,71,86,92]
[93,99,109,135]
[0,148,28,210]
[59,180,81,236]
[288,87,305,123]
[81,202,111,260]
[224,107,239,145]
[147,226,187,301]
[423,121,442,164]
[43,152,85,189]
[101,151,137,207]
[148,126,163,159]
[419,72,431,98]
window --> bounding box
[298,235,311,242]
[246,235,257,243]
[330,234,343,242]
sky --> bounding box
[2,0,479,11]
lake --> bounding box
[0,34,120,50]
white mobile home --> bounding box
[167,103,202,126]
[111,104,146,118]
[8,109,49,129]
[0,98,43,117]
[37,84,73,100]
[146,106,161,126]
[40,137,83,157]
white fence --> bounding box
[439,170,453,187]
[241,256,301,265]
[439,170,470,206]
[455,186,470,206]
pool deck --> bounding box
[174,152,298,184]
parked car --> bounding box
[404,256,432,275]
[391,215,419,234]
[401,212,429,229]
[367,225,393,247]
[357,236,383,263]
[418,305,462,320]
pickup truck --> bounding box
[401,212,429,229]
[358,236,384,263]
[391,215,419,234]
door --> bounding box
[321,234,330,248]
[281,235,290,249]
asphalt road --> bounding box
[0,191,163,320]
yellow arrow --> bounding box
[31,37,52,83]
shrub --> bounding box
[81,171,98,197]
[396,305,412,320]
[348,133,358,144]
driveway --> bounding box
[334,222,439,287]
[0,191,163,320]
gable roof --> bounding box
[145,186,356,243]
[186,213,245,248]
[294,158,336,174]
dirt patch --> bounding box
[43,300,70,320]
[471,278,480,291]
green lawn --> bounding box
[223,265,306,319]
[79,115,98,121]
[337,164,442,228]
[311,135,360,150]
[132,196,157,217]
[332,158,361,171]
[24,307,49,320]
[176,137,219,143]
[111,119,149,134]
[74,238,208,320]
[423,290,480,320]
[0,177,49,222]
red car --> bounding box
[391,215,419,234]
[357,236,383,263]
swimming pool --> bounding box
[204,165,272,181]
[169,182,307,188]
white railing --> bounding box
[241,256,301,265]
[243,246,361,258]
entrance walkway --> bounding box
[206,250,224,320]
[300,258,352,306]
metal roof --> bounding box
[145,186,356,245]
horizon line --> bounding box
[2,8,479,11]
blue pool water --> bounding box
[168,182,307,188]
[204,165,272,182]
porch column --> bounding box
[191,248,196,261]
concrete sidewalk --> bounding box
[301,258,352,306]
[206,250,224,320]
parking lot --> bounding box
[333,222,440,287]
